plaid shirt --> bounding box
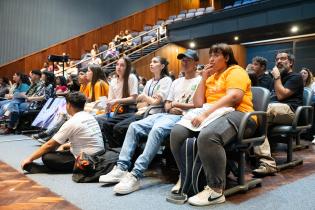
[29,83,55,110]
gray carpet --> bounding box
[0,135,315,210]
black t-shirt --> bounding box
[258,72,273,91]
[270,71,304,111]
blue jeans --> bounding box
[117,113,182,178]
[0,100,10,116]
[7,99,29,128]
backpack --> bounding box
[72,148,120,183]
[166,137,207,204]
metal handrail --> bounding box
[64,26,165,71]
[102,27,167,69]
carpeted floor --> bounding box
[0,135,315,210]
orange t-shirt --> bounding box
[205,65,255,120]
[88,80,109,101]
[79,83,90,97]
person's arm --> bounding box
[165,100,196,115]
[191,88,244,127]
[21,139,60,169]
[271,67,294,100]
[193,65,212,107]
[57,142,71,151]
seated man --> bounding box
[251,56,273,91]
[21,92,105,174]
[99,49,201,195]
[253,51,304,176]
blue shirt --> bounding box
[14,83,30,94]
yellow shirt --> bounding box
[88,80,109,101]
[80,83,90,97]
[205,65,255,118]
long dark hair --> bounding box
[209,43,238,67]
[117,56,132,98]
[42,71,55,87]
[88,64,107,101]
[154,56,169,78]
[15,72,31,86]
[56,76,67,87]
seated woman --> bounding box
[33,65,108,142]
[103,42,119,64]
[99,49,201,195]
[21,92,105,176]
[55,76,68,96]
[2,71,55,134]
[96,56,138,147]
[0,72,30,118]
[99,56,172,148]
[170,43,257,206]
[86,64,109,102]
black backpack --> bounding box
[72,148,120,183]
[166,138,206,204]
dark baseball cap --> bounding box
[177,49,199,61]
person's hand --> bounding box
[191,114,207,128]
[271,66,281,79]
[201,64,214,80]
[106,99,117,112]
[137,101,148,110]
[56,144,65,151]
[136,94,147,103]
[21,157,33,170]
[169,107,183,115]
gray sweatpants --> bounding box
[170,111,257,189]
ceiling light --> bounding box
[234,36,239,41]
[291,25,299,33]
[189,41,196,48]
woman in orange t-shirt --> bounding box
[86,64,109,102]
[170,43,257,206]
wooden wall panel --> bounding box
[133,43,186,80]
[0,0,205,78]
[196,44,247,68]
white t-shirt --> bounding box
[53,111,104,157]
[108,74,138,100]
[167,76,201,104]
[143,76,172,101]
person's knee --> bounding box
[198,131,221,151]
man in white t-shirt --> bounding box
[21,92,104,173]
[99,49,202,195]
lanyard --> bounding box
[147,79,160,97]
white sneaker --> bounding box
[99,166,127,183]
[171,178,181,194]
[312,138,315,144]
[188,186,225,206]
[113,172,140,194]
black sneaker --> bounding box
[23,162,53,173]
[32,132,49,140]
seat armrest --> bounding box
[292,105,313,130]
[237,111,267,145]
[143,104,165,118]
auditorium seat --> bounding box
[205,6,214,13]
[156,20,165,25]
[186,13,195,19]
[179,10,187,14]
